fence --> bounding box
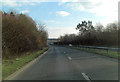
[71,45,120,53]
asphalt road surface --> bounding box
[8,45,118,80]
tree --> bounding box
[76,20,94,35]
[37,23,48,48]
[2,11,48,58]
[95,23,104,32]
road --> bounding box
[8,46,118,80]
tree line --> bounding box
[55,21,119,47]
[2,11,48,58]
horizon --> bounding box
[1,0,118,38]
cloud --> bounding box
[2,0,66,7]
[21,10,29,14]
[58,0,69,5]
[1,0,44,7]
[47,27,77,38]
[66,0,119,26]
[2,0,18,7]
[56,11,70,16]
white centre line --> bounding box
[68,56,72,60]
[82,73,91,82]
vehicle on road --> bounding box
[69,44,72,47]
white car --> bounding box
[69,44,72,47]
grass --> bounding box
[67,46,119,59]
[2,47,49,79]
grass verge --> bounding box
[67,46,119,59]
[2,47,49,79]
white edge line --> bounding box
[5,48,49,80]
[82,73,91,81]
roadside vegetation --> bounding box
[55,20,119,59]
[2,11,48,58]
[2,11,48,79]
[55,21,118,47]
[2,47,48,79]
[67,46,119,59]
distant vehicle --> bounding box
[69,44,72,47]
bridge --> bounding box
[47,38,60,45]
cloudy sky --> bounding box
[1,0,119,38]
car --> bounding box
[69,44,72,47]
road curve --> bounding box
[8,45,118,80]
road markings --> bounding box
[82,73,91,82]
[68,56,72,60]
[5,49,49,80]
[72,56,97,60]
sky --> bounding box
[1,0,119,38]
